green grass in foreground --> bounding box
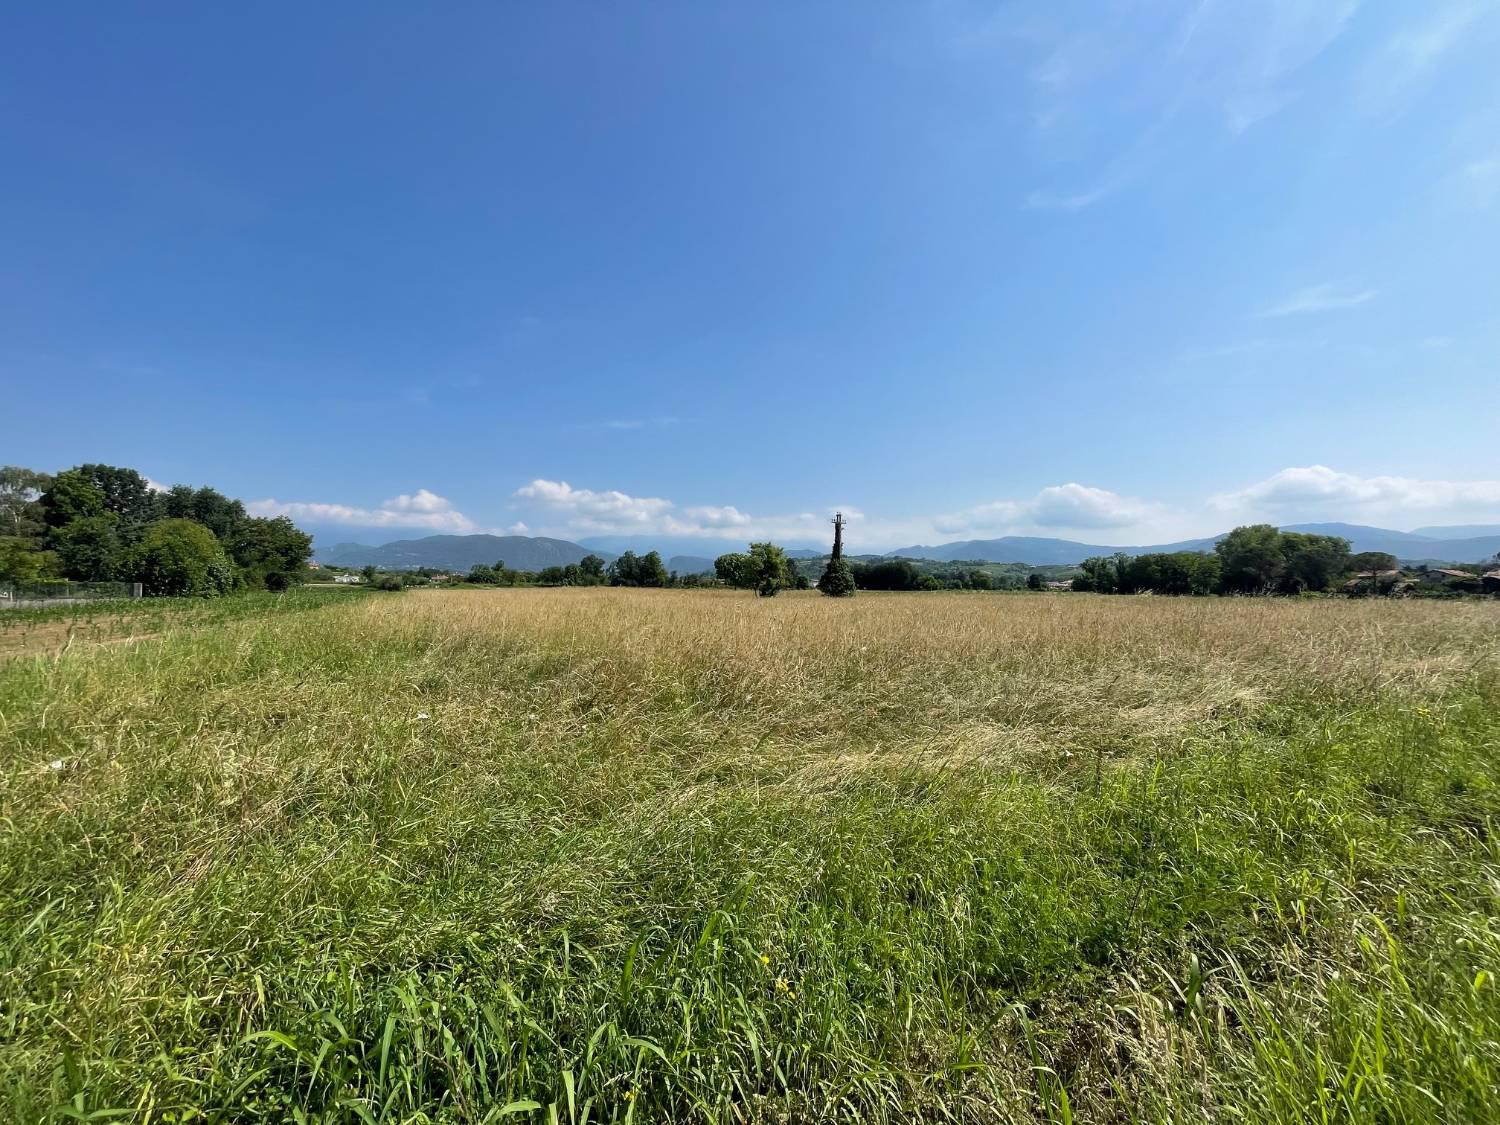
[0,588,371,659]
[1,590,1498,1123]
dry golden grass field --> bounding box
[3,587,1499,1122]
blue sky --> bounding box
[4,1,1499,550]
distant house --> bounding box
[1422,567,1475,584]
[334,574,362,584]
[1343,569,1404,594]
[307,561,322,570]
[1046,581,1074,590]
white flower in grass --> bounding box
[415,711,430,721]
[48,759,65,771]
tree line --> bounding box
[1070,525,1397,596]
[463,550,681,588]
[1,464,311,596]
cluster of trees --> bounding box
[715,544,809,596]
[464,552,683,588]
[1071,526,1367,596]
[465,555,611,586]
[606,550,670,587]
[1071,551,1223,596]
[846,559,1007,591]
[1,464,311,596]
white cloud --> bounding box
[513,480,673,531]
[1212,465,1500,515]
[384,488,455,515]
[1255,282,1377,318]
[1031,483,1158,528]
[513,479,858,543]
[247,489,477,532]
[680,504,753,529]
[935,483,1160,536]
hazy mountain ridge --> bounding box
[317,523,1500,572]
[319,535,611,571]
[893,524,1500,566]
[888,535,1223,565]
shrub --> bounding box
[817,558,856,597]
[129,519,236,597]
[263,570,301,592]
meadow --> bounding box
[2,588,1498,1123]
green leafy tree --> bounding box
[228,516,312,588]
[579,554,607,582]
[0,466,52,541]
[608,550,641,586]
[1215,525,1286,593]
[746,542,792,597]
[0,537,55,582]
[714,552,752,587]
[638,550,669,588]
[41,471,107,529]
[162,485,247,539]
[817,558,856,597]
[1348,551,1399,574]
[1027,572,1045,590]
[1073,555,1122,594]
[1278,532,1350,593]
[1116,551,1221,596]
[63,465,160,535]
[608,550,669,587]
[849,560,922,590]
[52,514,123,580]
[128,519,236,597]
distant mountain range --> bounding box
[577,534,823,559]
[889,535,1222,565]
[891,523,1500,566]
[317,522,1500,572]
[319,534,610,571]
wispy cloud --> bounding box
[1255,282,1377,318]
[248,488,477,532]
[1443,155,1500,209]
[581,417,682,432]
[1356,2,1496,113]
[1212,465,1500,515]
[1013,0,1362,211]
[1025,185,1116,212]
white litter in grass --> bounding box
[415,711,430,721]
